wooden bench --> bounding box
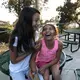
[0,50,66,80]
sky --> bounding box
[41,0,65,21]
[0,0,76,24]
[0,0,17,24]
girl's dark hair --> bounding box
[43,24,57,35]
[9,7,40,52]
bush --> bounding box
[0,32,10,43]
[0,27,12,43]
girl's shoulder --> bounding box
[13,36,18,47]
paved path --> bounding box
[61,44,80,80]
[0,71,9,80]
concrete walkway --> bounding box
[0,44,80,80]
[61,44,80,80]
[0,71,9,80]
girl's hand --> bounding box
[38,69,45,75]
[30,61,37,73]
[34,41,41,52]
[39,65,46,74]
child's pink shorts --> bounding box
[36,61,59,68]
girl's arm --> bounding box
[29,52,37,72]
[29,40,42,72]
[10,47,29,64]
[10,36,30,64]
[39,40,63,71]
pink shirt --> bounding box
[36,39,58,63]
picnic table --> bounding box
[63,29,80,53]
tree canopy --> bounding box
[56,0,78,24]
[2,0,48,16]
[56,0,80,33]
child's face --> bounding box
[42,25,56,41]
[32,13,40,30]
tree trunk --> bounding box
[35,0,39,10]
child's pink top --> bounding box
[36,38,58,63]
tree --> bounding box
[2,0,34,16]
[75,0,80,27]
[57,0,77,24]
[2,0,48,16]
[56,0,80,33]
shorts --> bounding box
[36,61,50,68]
[36,61,60,68]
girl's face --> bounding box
[32,13,40,30]
[42,24,56,41]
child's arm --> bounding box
[29,40,42,72]
[10,36,31,64]
[39,40,63,71]
[10,47,29,64]
[51,40,63,65]
[29,52,37,72]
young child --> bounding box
[30,24,63,80]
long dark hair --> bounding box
[9,7,40,52]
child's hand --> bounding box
[34,41,41,52]
[30,61,37,73]
[29,70,35,80]
[38,65,46,74]
[38,69,45,75]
